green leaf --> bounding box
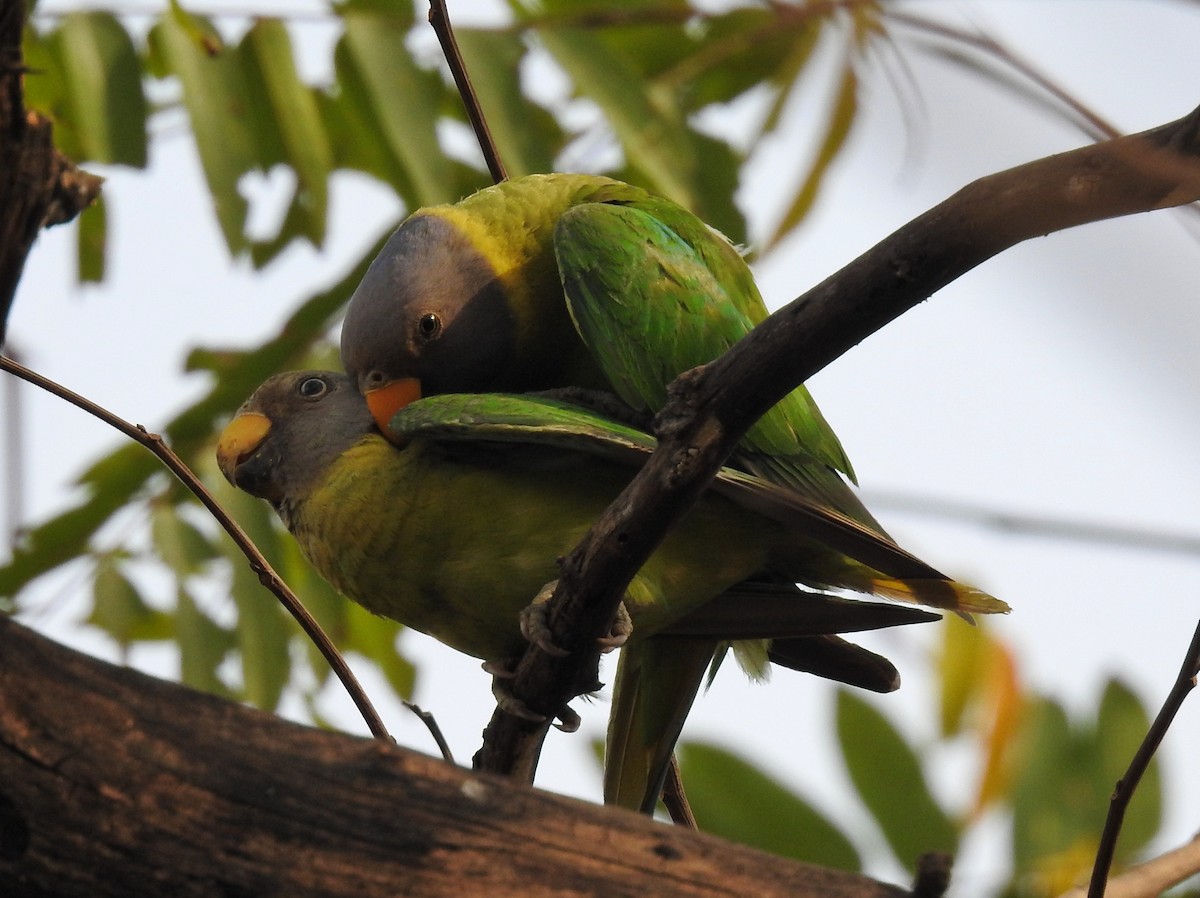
[836,690,957,870]
[22,21,82,161]
[454,28,561,177]
[1095,679,1160,859]
[677,741,860,870]
[344,602,416,700]
[938,614,989,738]
[55,11,147,166]
[229,546,293,711]
[88,557,174,649]
[1010,697,1092,875]
[149,2,259,252]
[76,192,106,283]
[176,586,236,697]
[766,58,857,250]
[339,11,457,206]
[240,19,331,247]
[151,503,217,575]
[537,26,698,207]
[657,7,821,114]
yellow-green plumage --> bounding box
[334,173,1005,816]
[219,372,1003,816]
[292,422,778,663]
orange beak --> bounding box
[364,378,423,438]
[216,412,272,484]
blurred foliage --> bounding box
[2,1,1179,892]
[675,618,1164,895]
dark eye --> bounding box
[416,312,442,341]
[298,376,328,399]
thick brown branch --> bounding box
[475,107,1200,777]
[0,618,914,898]
[0,0,103,345]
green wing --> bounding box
[552,199,857,484]
[388,393,971,586]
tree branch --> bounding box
[0,0,102,345]
[1087,619,1200,898]
[0,617,919,898]
[474,107,1200,778]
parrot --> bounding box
[335,173,1002,812]
[217,372,1006,812]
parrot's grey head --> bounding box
[217,371,375,516]
[340,213,516,431]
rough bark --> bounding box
[0,618,917,898]
[0,0,102,345]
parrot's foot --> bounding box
[596,602,632,651]
[483,660,582,733]
[520,582,633,656]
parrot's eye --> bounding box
[416,312,443,342]
[298,377,328,400]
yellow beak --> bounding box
[364,378,423,438]
[216,412,272,484]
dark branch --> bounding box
[0,0,102,345]
[0,617,918,898]
[474,107,1200,778]
[1087,619,1200,898]
[428,0,507,184]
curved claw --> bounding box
[519,581,571,657]
[485,658,581,732]
[521,582,634,656]
[597,602,632,652]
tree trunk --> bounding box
[0,618,915,898]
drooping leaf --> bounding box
[536,25,697,205]
[148,2,259,252]
[152,502,218,575]
[176,585,236,697]
[1009,696,1098,894]
[836,690,957,871]
[339,10,457,206]
[677,741,861,870]
[766,56,858,250]
[1094,679,1160,860]
[55,11,147,166]
[88,556,174,650]
[76,192,106,283]
[240,19,332,249]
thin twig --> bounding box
[0,354,395,745]
[427,0,507,184]
[1066,834,1200,898]
[403,701,455,765]
[1087,619,1200,898]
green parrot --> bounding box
[217,372,1005,812]
[335,173,1003,811]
